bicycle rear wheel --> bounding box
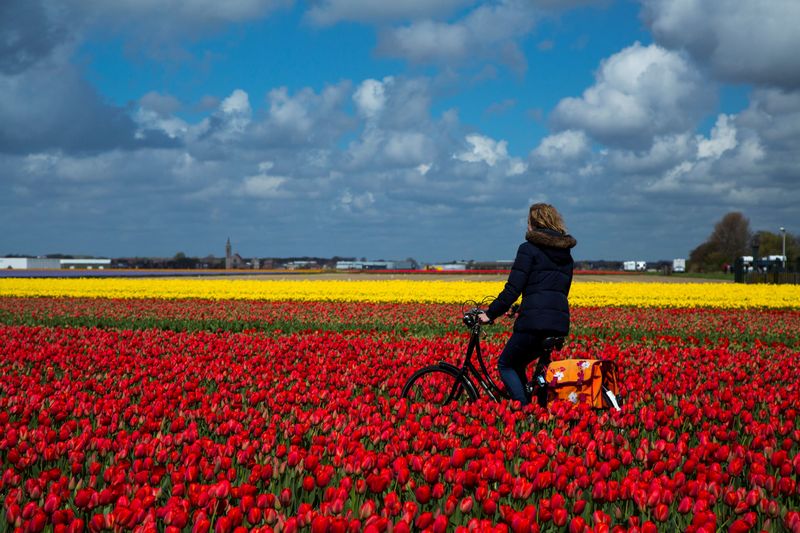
[401,365,477,406]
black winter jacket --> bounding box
[486,228,576,334]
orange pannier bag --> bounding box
[544,359,619,408]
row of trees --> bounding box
[688,212,798,272]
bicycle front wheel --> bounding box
[401,365,477,406]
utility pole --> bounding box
[780,227,786,269]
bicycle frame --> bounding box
[436,322,509,403]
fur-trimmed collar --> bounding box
[526,228,577,249]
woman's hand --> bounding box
[477,311,491,324]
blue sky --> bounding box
[79,1,652,154]
[1,0,798,262]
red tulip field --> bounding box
[1,295,799,532]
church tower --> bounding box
[225,238,232,269]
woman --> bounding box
[478,203,576,407]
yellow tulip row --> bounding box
[1,278,799,308]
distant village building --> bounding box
[0,257,111,270]
[225,238,259,269]
[285,260,320,270]
[468,260,513,270]
[61,259,112,269]
[0,257,61,269]
[200,255,220,269]
[426,262,470,271]
[335,260,415,270]
[623,261,647,272]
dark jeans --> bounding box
[497,330,560,405]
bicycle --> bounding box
[400,298,622,410]
[400,298,563,407]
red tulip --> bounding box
[415,512,434,530]
[67,519,85,533]
[569,516,587,533]
[641,521,658,533]
[215,516,231,533]
[88,514,105,533]
[432,514,448,533]
[481,499,496,516]
[784,511,800,532]
[451,449,466,468]
[393,521,411,533]
[74,489,93,510]
[414,485,431,505]
[729,519,751,533]
[28,511,48,533]
[592,510,611,525]
[311,515,330,533]
[553,508,567,527]
[653,503,669,522]
[366,473,390,493]
[359,500,376,520]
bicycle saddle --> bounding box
[542,337,565,351]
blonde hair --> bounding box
[529,203,567,234]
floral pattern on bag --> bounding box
[544,359,618,409]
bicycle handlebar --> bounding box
[462,303,520,329]
[461,297,520,331]
[462,308,485,329]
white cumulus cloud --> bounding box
[338,189,376,213]
[238,161,289,199]
[551,42,715,148]
[384,132,428,165]
[531,130,590,166]
[376,0,537,73]
[697,114,737,159]
[456,134,509,166]
[353,78,391,118]
[135,92,188,139]
[221,89,251,115]
[305,0,475,25]
[208,89,252,140]
[73,0,292,36]
[642,0,800,89]
[455,133,526,175]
